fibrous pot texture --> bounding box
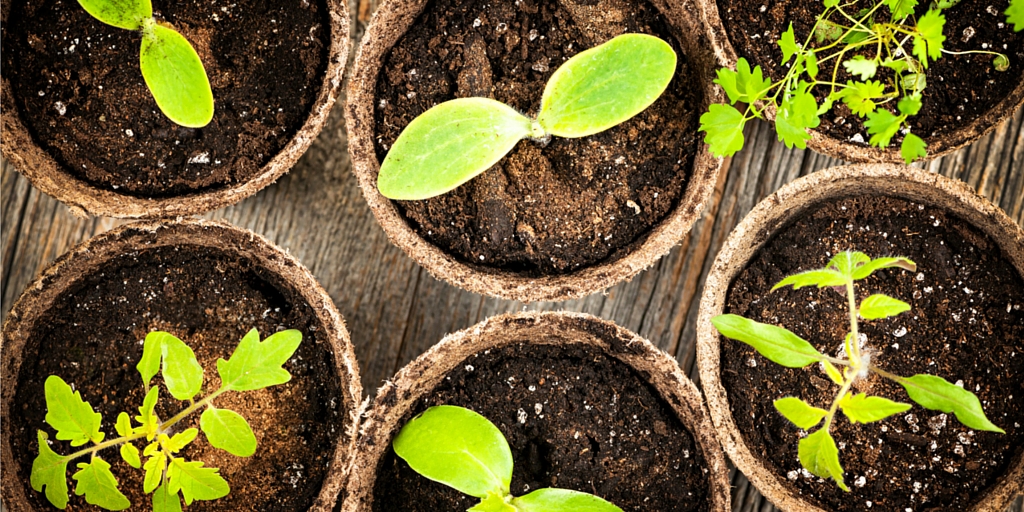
[1,219,362,511]
[0,0,349,218]
[346,0,723,302]
[697,164,1024,511]
[341,311,731,511]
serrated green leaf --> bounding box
[864,109,903,147]
[1008,0,1024,31]
[815,19,844,43]
[778,23,800,63]
[121,443,142,469]
[217,329,303,392]
[859,294,912,320]
[154,484,184,512]
[166,428,199,453]
[823,361,845,385]
[850,256,916,280]
[72,458,131,510]
[77,0,152,30]
[828,251,871,277]
[838,393,912,423]
[736,58,773,105]
[798,429,848,491]
[714,67,742,105]
[776,89,820,149]
[167,459,230,505]
[772,269,846,290]
[538,34,676,138]
[511,488,624,512]
[898,95,923,116]
[711,314,826,368]
[135,387,161,440]
[843,57,878,80]
[469,491,517,512]
[44,375,104,447]
[201,407,257,457]
[840,80,886,118]
[115,412,133,438]
[886,0,917,19]
[394,405,513,498]
[774,397,828,429]
[159,333,204,402]
[901,133,928,163]
[140,22,214,127]
[31,431,70,509]
[143,452,167,494]
[899,375,1004,432]
[699,103,747,157]
[913,9,946,67]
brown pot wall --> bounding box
[340,311,731,511]
[0,0,349,219]
[695,0,1024,163]
[0,219,363,511]
[695,164,1024,511]
[345,0,724,302]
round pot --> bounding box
[696,0,1024,163]
[346,0,723,302]
[341,311,730,511]
[0,0,349,219]
[1,219,363,511]
[696,164,1024,511]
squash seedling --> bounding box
[393,405,624,512]
[376,33,676,200]
[712,251,1003,490]
[77,0,214,127]
[699,0,1024,163]
[30,329,302,511]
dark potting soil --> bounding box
[10,244,345,511]
[3,0,329,197]
[717,0,1024,145]
[373,0,702,275]
[721,195,1024,511]
[372,343,711,512]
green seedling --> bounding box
[712,251,1003,491]
[77,0,214,127]
[393,405,624,512]
[376,33,676,200]
[31,328,303,510]
[699,0,1024,163]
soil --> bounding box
[10,244,345,511]
[371,343,711,512]
[717,0,1024,145]
[3,0,329,197]
[720,195,1024,511]
[373,0,702,275]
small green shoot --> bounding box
[76,0,213,127]
[30,329,302,510]
[700,1,1020,163]
[393,405,624,512]
[712,251,1003,491]
[376,33,676,200]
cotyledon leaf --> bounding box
[899,374,1004,432]
[711,314,826,368]
[77,0,152,30]
[140,21,214,128]
[512,488,624,512]
[200,407,257,457]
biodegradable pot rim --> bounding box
[0,218,363,511]
[695,163,1024,512]
[694,0,1024,163]
[345,0,724,302]
[0,0,349,219]
[340,311,731,512]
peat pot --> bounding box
[347,0,723,301]
[697,163,1024,511]
[1,219,362,511]
[1,0,349,218]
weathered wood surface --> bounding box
[2,6,1023,511]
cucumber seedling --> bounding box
[393,405,624,511]
[712,251,1003,490]
[77,0,214,127]
[30,329,302,511]
[376,33,676,200]
[699,0,1024,163]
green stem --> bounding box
[823,373,856,430]
[62,431,149,462]
[159,387,228,430]
[845,279,862,367]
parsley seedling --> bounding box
[77,0,214,127]
[712,251,1003,490]
[699,0,1024,163]
[393,405,624,511]
[30,329,302,511]
[376,33,676,200]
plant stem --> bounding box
[159,387,227,430]
[845,279,862,366]
[62,431,149,462]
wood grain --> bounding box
[2,7,1022,510]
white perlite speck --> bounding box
[188,152,210,164]
[517,408,527,424]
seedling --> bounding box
[77,0,214,127]
[699,0,1024,163]
[712,251,1003,490]
[393,405,623,511]
[30,329,302,510]
[376,33,676,200]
